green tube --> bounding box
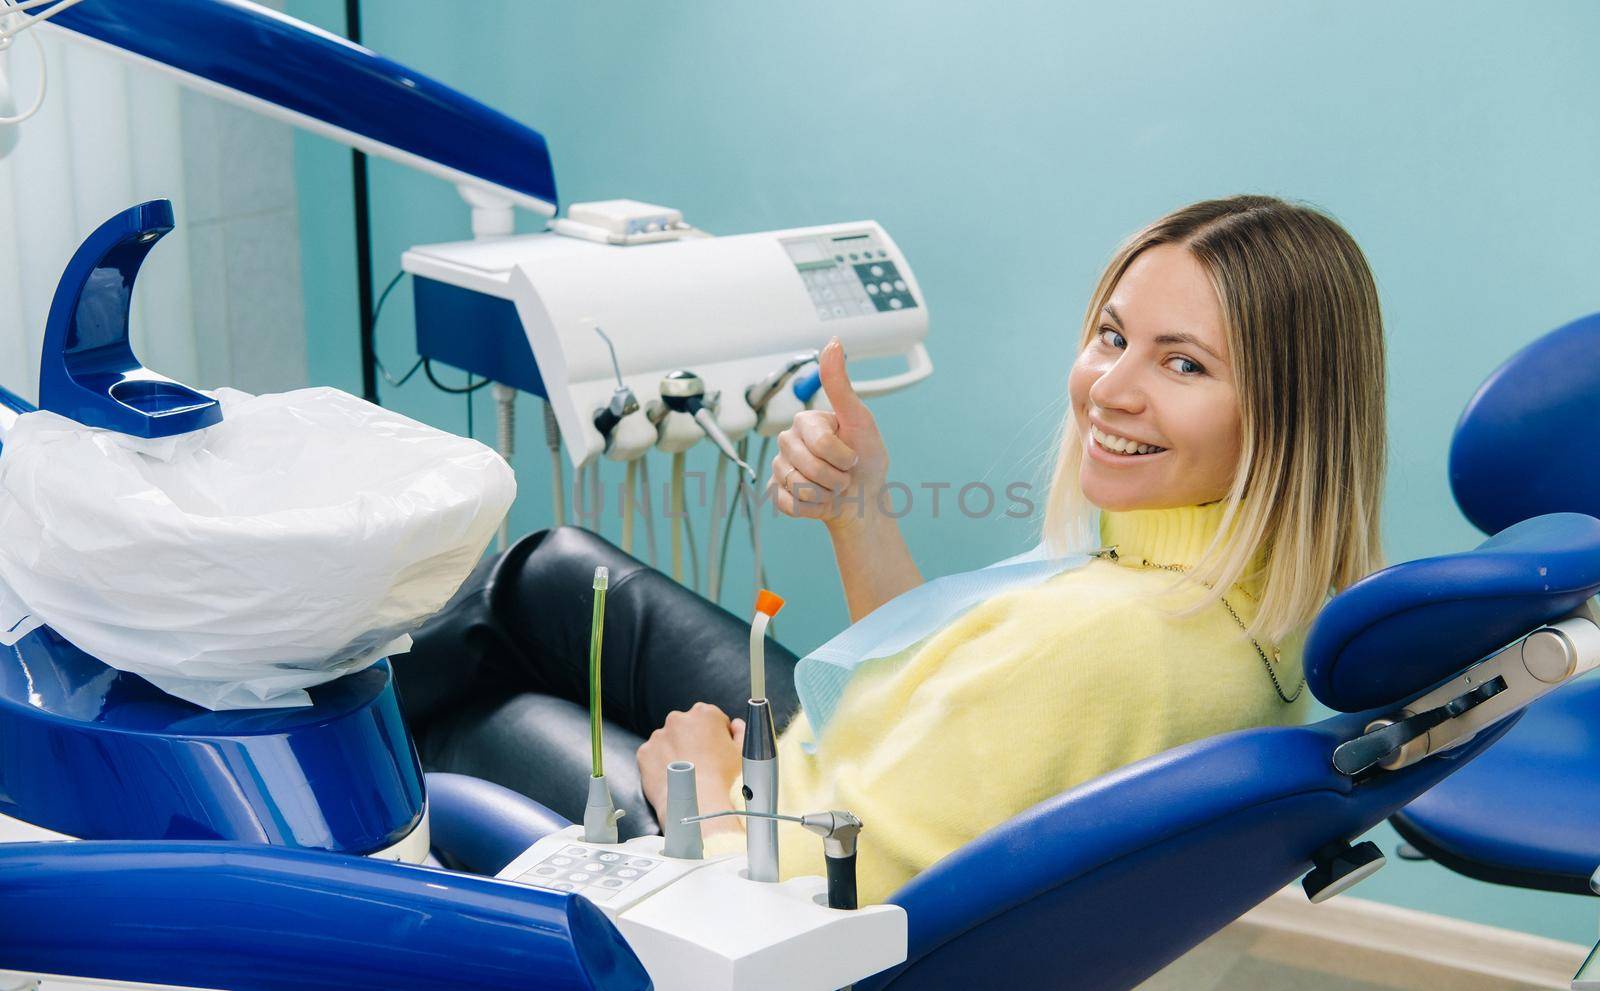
[590,565,608,777]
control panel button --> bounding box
[870,264,885,277]
[563,847,590,857]
[598,853,622,862]
[890,298,904,310]
[617,868,639,878]
[626,858,656,869]
[894,279,907,291]
[866,284,879,295]
[879,282,893,293]
[569,872,592,882]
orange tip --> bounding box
[755,589,786,617]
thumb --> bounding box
[731,717,747,747]
[819,337,872,432]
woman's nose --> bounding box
[1087,356,1147,414]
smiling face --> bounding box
[1067,243,1243,511]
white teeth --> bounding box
[1092,425,1164,456]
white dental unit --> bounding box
[404,205,933,591]
[404,213,932,466]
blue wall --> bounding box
[285,0,1600,944]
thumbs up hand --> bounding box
[769,337,890,531]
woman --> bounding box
[396,194,1386,906]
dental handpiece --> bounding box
[743,591,786,882]
[745,351,820,414]
[682,809,864,910]
[742,698,778,882]
[591,325,641,447]
[660,370,757,482]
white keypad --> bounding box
[509,842,666,905]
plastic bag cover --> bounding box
[0,387,515,710]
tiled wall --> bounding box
[177,0,307,395]
[179,86,308,394]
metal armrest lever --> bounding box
[1333,677,1508,776]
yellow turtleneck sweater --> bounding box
[701,502,1309,904]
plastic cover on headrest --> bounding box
[1452,312,1600,535]
[1305,513,1600,713]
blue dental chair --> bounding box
[1386,311,1600,897]
[4,4,1599,988]
[5,214,1600,990]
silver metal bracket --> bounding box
[1332,614,1600,776]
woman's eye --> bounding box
[1097,327,1126,349]
[1166,356,1204,376]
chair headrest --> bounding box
[1452,312,1600,534]
[1305,512,1600,712]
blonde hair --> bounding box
[1042,195,1387,645]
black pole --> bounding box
[345,0,378,404]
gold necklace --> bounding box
[1091,546,1305,704]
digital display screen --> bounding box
[785,239,827,265]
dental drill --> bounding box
[590,326,642,450]
[584,566,625,844]
[682,809,865,911]
[745,351,820,428]
[742,590,786,881]
[659,370,757,483]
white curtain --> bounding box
[0,17,308,410]
[0,27,199,406]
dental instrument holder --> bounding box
[37,199,220,439]
[496,820,905,990]
[663,761,705,860]
[743,698,780,882]
[683,808,863,911]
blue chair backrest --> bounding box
[1452,311,1600,533]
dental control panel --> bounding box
[783,229,920,321]
[497,825,907,991]
[502,835,700,913]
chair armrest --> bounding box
[427,771,574,874]
[0,840,647,991]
